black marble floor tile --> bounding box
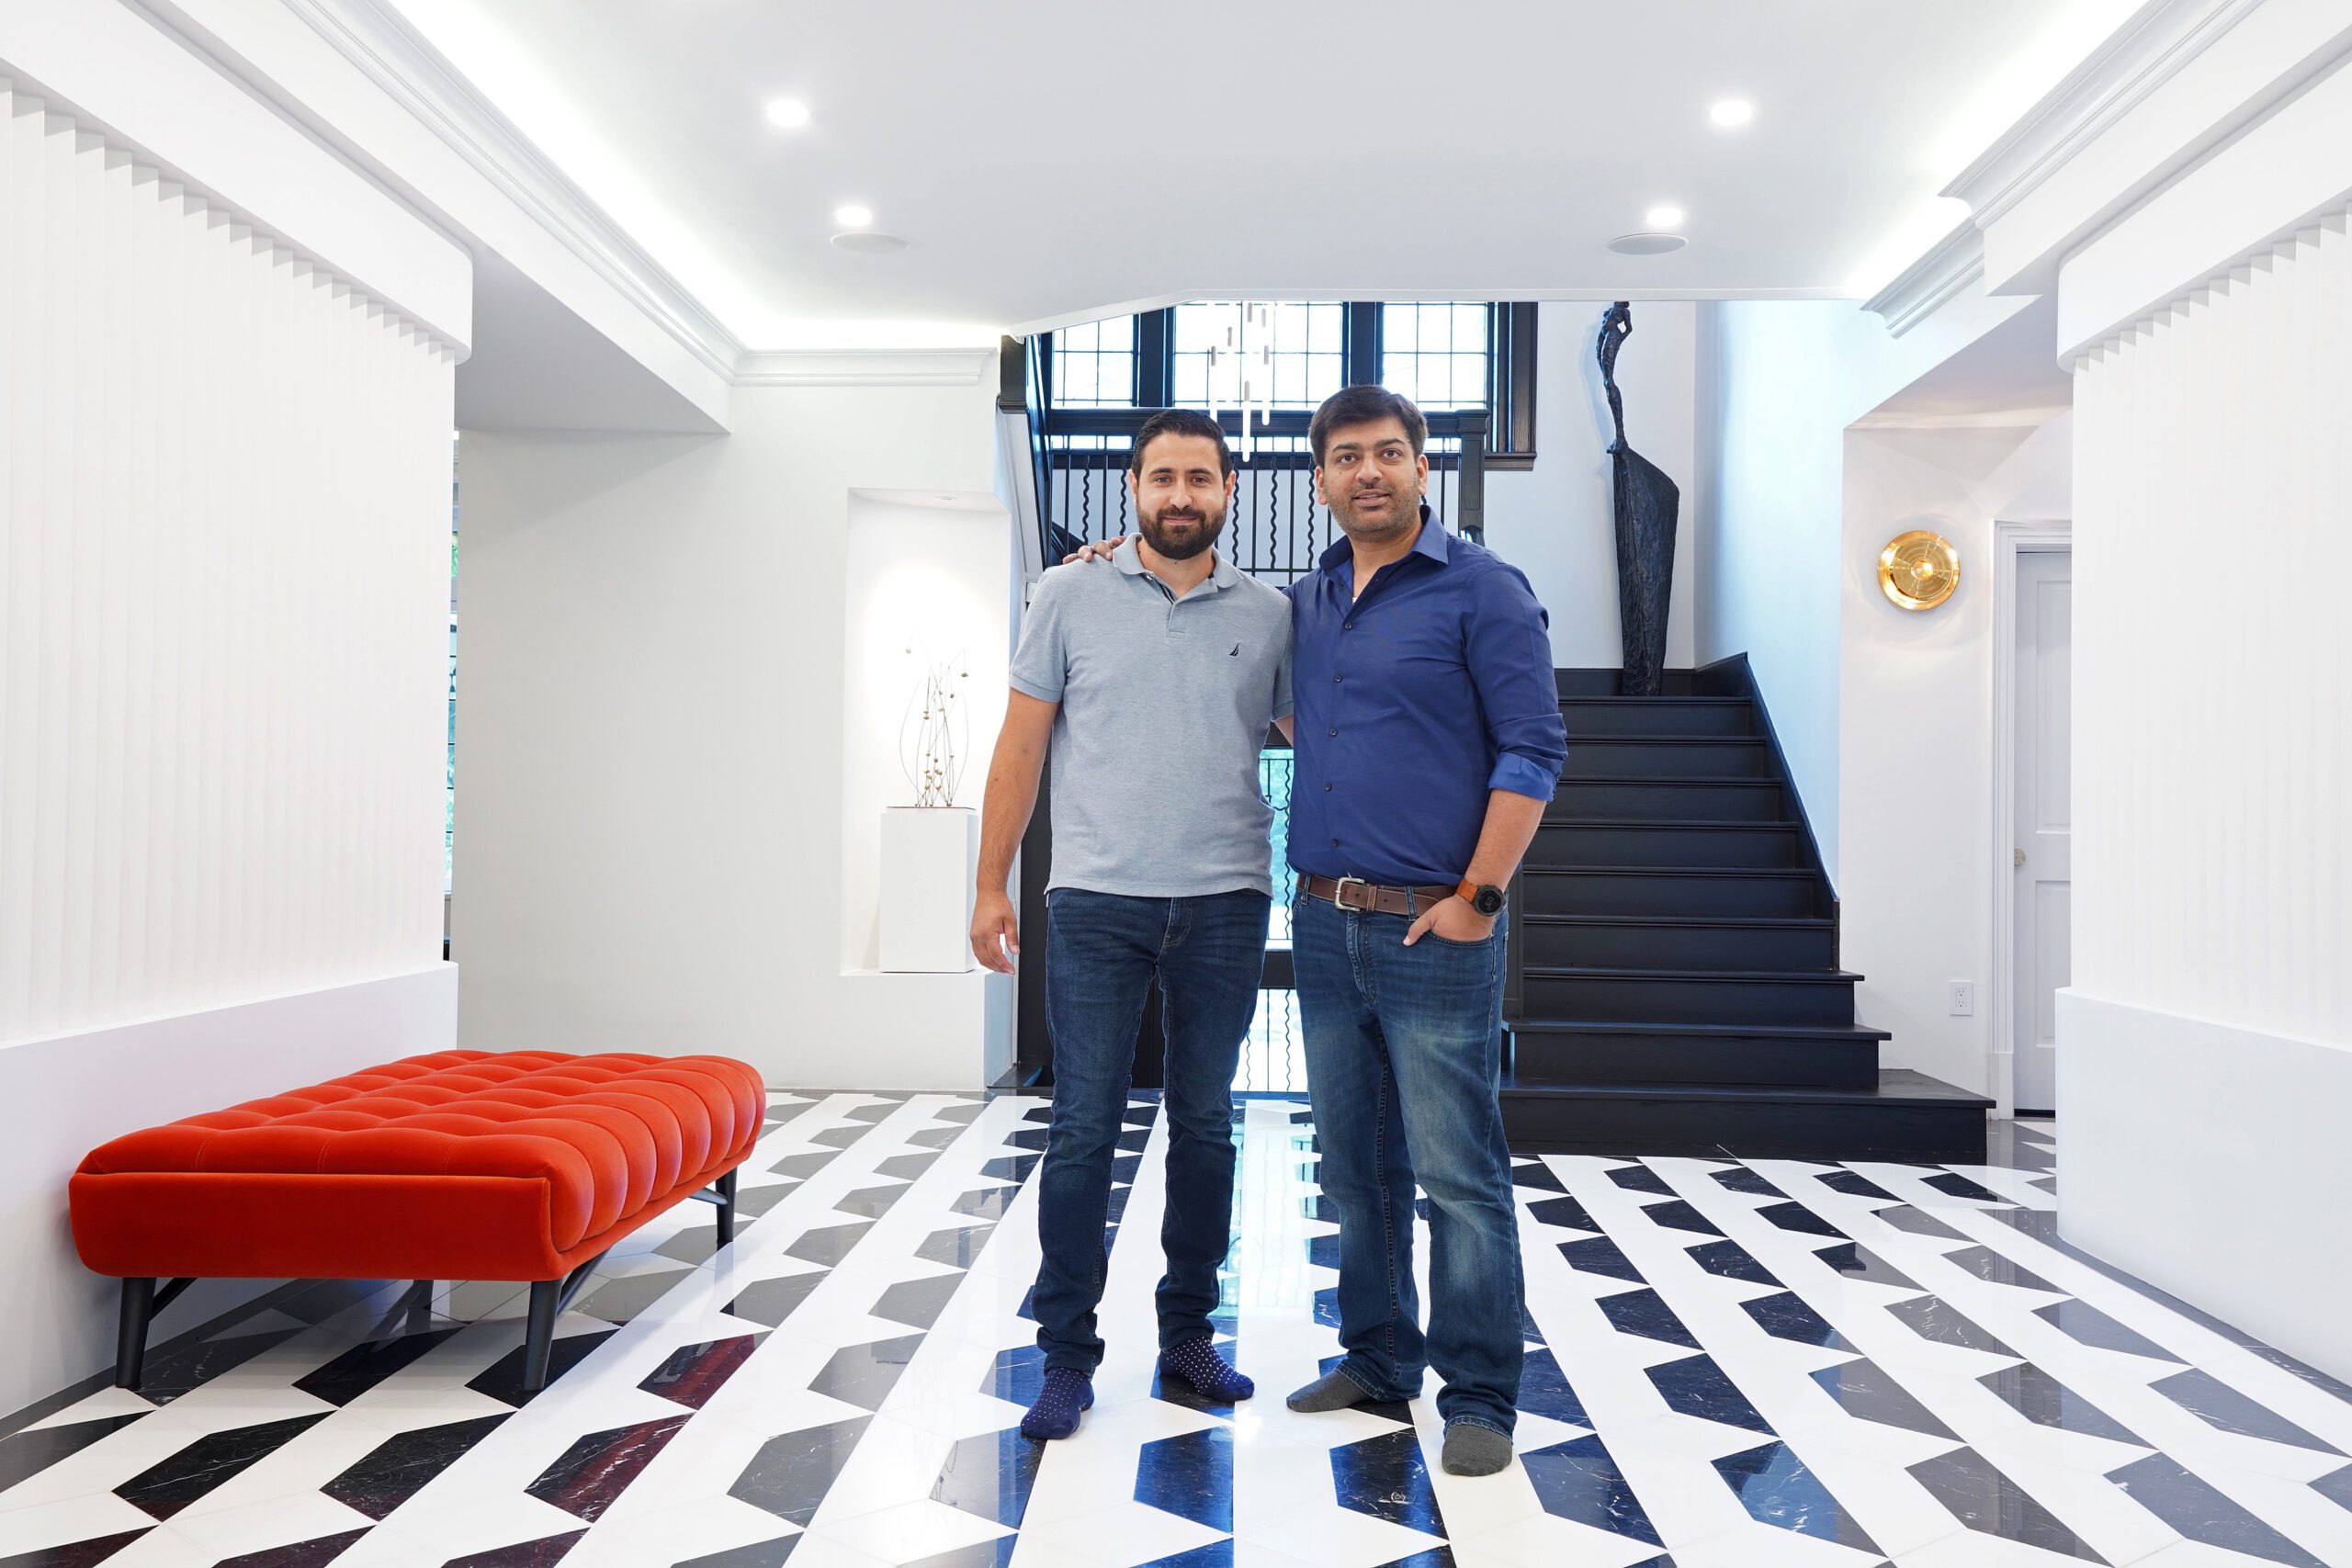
[875,1151,943,1182]
[640,1334,763,1410]
[1608,1165,1676,1197]
[842,1100,899,1123]
[214,1527,371,1565]
[1006,1127,1049,1152]
[1713,1439,1883,1555]
[831,1184,912,1218]
[1712,1168,1783,1198]
[1940,1245,2062,1293]
[2311,1461,2352,1511]
[0,1414,146,1491]
[1519,1347,1593,1427]
[916,1225,997,1269]
[948,1185,1025,1221]
[2152,1367,2345,1454]
[1905,1446,2106,1562]
[1557,1235,1644,1282]
[905,1124,966,1149]
[1922,1171,2008,1204]
[656,1226,727,1266]
[732,1185,797,1223]
[323,1414,509,1517]
[2031,1299,2183,1363]
[901,1541,1017,1568]
[1812,1243,1918,1292]
[1757,1201,1844,1239]
[1638,1199,1724,1237]
[1872,1205,1969,1242]
[1526,1194,1600,1233]
[116,1413,331,1517]
[1331,1427,1443,1537]
[128,1328,302,1405]
[1108,1154,1143,1184]
[1128,1544,1228,1568]
[875,1272,967,1329]
[980,1345,1050,1406]
[2109,1451,2328,1568]
[1810,1356,1960,1439]
[674,1539,799,1568]
[1686,1238,1782,1289]
[1520,1434,1663,1547]
[575,1267,697,1325]
[1599,1289,1702,1349]
[1741,1291,1852,1351]
[730,1417,872,1526]
[469,1329,616,1405]
[445,1530,586,1566]
[808,1124,873,1148]
[526,1414,691,1521]
[725,1270,826,1328]
[808,1334,924,1410]
[1977,1363,2144,1445]
[786,1222,874,1266]
[1307,1233,1344,1270]
[1507,1159,1567,1194]
[0,1530,156,1567]
[981,1155,1040,1183]
[1136,1426,1234,1533]
[1649,1354,1774,1434]
[1885,1295,2018,1359]
[930,1425,1041,1528]
[930,1100,986,1122]
[1817,1170,1901,1202]
[768,1151,841,1180]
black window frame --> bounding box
[1041,300,1537,468]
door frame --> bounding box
[1988,519,2072,1121]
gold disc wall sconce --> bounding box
[1879,530,1961,611]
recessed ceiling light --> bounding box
[1609,233,1689,255]
[764,98,811,129]
[833,203,874,229]
[1645,205,1686,231]
[1710,99,1754,129]
[831,231,908,254]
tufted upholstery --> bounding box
[70,1050,765,1283]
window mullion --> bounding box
[1345,301,1382,388]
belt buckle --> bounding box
[1332,875,1371,911]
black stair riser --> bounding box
[1510,1030,1879,1089]
[1523,871,1820,919]
[1532,822,1800,869]
[1556,670,1702,698]
[1501,1095,1984,1162]
[1558,703,1756,739]
[1518,920,1837,971]
[1552,780,1786,823]
[1522,973,1856,1026]
[1565,740,1775,780]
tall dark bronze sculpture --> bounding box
[1600,302,1679,696]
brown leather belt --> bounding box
[1297,873,1459,917]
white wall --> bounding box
[1485,301,1698,672]
[452,361,1015,1089]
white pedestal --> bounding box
[880,807,978,973]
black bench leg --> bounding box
[520,1279,560,1395]
[405,1280,435,1336]
[116,1278,156,1390]
[715,1169,739,1247]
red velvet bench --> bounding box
[70,1049,765,1394]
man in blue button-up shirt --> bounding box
[1275,386,1566,1477]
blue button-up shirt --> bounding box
[1286,509,1568,887]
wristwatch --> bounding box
[1456,879,1506,917]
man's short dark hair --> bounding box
[1128,409,1233,476]
[1309,386,1428,467]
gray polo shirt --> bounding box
[1010,539,1294,897]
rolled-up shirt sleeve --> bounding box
[1466,564,1568,800]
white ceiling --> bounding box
[397,0,2140,349]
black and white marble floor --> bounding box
[5,1093,2350,1567]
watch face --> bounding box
[1474,886,1505,916]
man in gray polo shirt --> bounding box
[972,409,1291,1439]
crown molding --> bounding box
[733,349,996,388]
[1942,0,2266,228]
[1861,220,1986,335]
[278,0,747,380]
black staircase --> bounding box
[1502,656,1991,1161]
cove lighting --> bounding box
[834,204,875,229]
[1710,99,1754,128]
[764,98,811,129]
[1645,205,1686,231]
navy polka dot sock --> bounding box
[1159,1337,1254,1401]
[1019,1366,1095,1440]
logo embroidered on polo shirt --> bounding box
[1229,643,1240,656]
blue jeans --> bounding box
[1292,893,1523,1434]
[1033,886,1270,1373]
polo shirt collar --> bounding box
[1115,535,1238,591]
[1317,502,1447,574]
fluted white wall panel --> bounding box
[2070,213,2350,1045]
[0,84,458,1046]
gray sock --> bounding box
[1442,1421,1513,1476]
[1285,1371,1378,1413]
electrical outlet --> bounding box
[1950,981,1975,1017]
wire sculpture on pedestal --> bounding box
[900,653,970,807]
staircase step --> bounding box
[1522,867,1822,919]
[1510,1020,1887,1089]
[1520,914,1837,970]
[1556,669,1702,698]
[1521,965,1860,1026]
[1557,696,1756,738]
[1500,1068,1992,1161]
[1565,737,1776,779]
[1532,819,1803,870]
[1553,776,1787,823]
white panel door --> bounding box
[2014,550,2073,1112]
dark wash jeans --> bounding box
[1292,893,1524,1435]
[1033,886,1270,1373]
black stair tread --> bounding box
[1511,1018,1891,1042]
[1499,1067,1993,1110]
[1524,866,1815,878]
[1523,913,1835,929]
[1572,736,1765,746]
[1522,964,1863,984]
[1544,818,1801,829]
[1560,774,1781,785]
[1559,694,1749,704]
